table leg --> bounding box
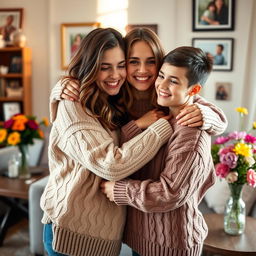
[0,205,11,246]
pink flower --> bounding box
[244,134,256,144]
[253,146,256,154]
[3,119,14,129]
[218,145,234,155]
[228,131,246,140]
[220,152,238,169]
[215,163,230,178]
[27,120,39,130]
[214,136,230,145]
[247,169,256,187]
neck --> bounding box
[131,86,154,100]
[169,95,194,118]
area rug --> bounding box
[0,225,33,256]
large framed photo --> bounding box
[192,0,235,31]
[0,8,23,43]
[61,22,100,70]
[192,38,234,71]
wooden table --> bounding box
[0,166,48,246]
[203,213,256,256]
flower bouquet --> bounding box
[0,114,49,179]
[211,107,256,235]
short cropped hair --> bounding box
[163,46,213,87]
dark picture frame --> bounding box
[125,24,158,35]
[0,8,23,43]
[215,82,232,100]
[192,0,235,31]
[192,38,234,71]
[61,22,100,70]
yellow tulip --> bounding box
[0,129,7,143]
[253,121,256,130]
[7,132,21,146]
[235,107,248,115]
[234,142,252,157]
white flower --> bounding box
[245,156,255,166]
[225,172,238,183]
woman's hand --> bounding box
[100,181,115,201]
[61,80,80,101]
[135,109,168,129]
[176,104,203,127]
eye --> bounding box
[158,74,164,79]
[129,60,139,65]
[118,64,126,69]
[147,60,156,65]
[100,66,110,71]
[169,79,178,85]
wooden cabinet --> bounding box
[0,47,31,122]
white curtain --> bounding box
[242,0,256,131]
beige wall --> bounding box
[1,0,255,131]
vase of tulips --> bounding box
[212,107,256,235]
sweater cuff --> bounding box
[113,180,129,205]
[121,120,143,140]
[50,80,64,103]
[195,103,212,131]
[149,119,173,144]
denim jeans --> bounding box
[43,223,67,256]
[132,250,141,256]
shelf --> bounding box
[0,47,23,52]
[0,97,22,102]
[0,74,22,78]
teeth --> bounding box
[136,76,148,81]
[106,81,118,86]
[159,90,170,97]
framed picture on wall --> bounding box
[192,38,234,71]
[192,0,235,31]
[215,82,232,100]
[0,8,23,43]
[125,24,158,35]
[61,22,100,70]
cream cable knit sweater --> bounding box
[40,83,172,256]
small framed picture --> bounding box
[125,24,158,35]
[6,79,23,97]
[9,56,22,73]
[192,0,235,31]
[192,38,234,71]
[215,82,232,100]
[3,102,21,120]
[0,8,23,43]
[61,22,100,70]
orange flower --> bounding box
[7,132,21,146]
[38,129,44,138]
[12,114,28,122]
[12,119,26,131]
[0,129,7,143]
[42,117,49,127]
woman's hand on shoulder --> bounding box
[176,104,203,127]
[135,109,169,129]
[61,79,80,101]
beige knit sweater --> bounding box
[40,86,172,256]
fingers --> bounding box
[188,121,203,127]
[176,104,198,119]
[62,88,79,101]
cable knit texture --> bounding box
[114,96,227,256]
[40,83,172,256]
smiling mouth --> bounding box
[105,81,120,88]
[134,76,151,82]
[159,90,171,97]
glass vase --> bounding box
[224,183,245,235]
[18,145,31,179]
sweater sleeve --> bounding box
[193,95,228,136]
[49,80,63,123]
[113,132,214,212]
[55,100,173,181]
[120,120,143,144]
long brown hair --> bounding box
[63,28,132,130]
[124,28,165,109]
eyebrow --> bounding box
[159,70,180,80]
[129,56,155,60]
[101,60,126,65]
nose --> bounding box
[110,68,120,79]
[158,79,168,89]
[138,62,147,73]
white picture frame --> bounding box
[3,102,21,120]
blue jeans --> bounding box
[43,223,67,256]
[132,250,141,256]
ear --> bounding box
[188,84,201,96]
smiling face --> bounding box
[96,46,126,96]
[155,63,195,115]
[127,41,158,92]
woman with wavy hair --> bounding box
[40,28,172,256]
